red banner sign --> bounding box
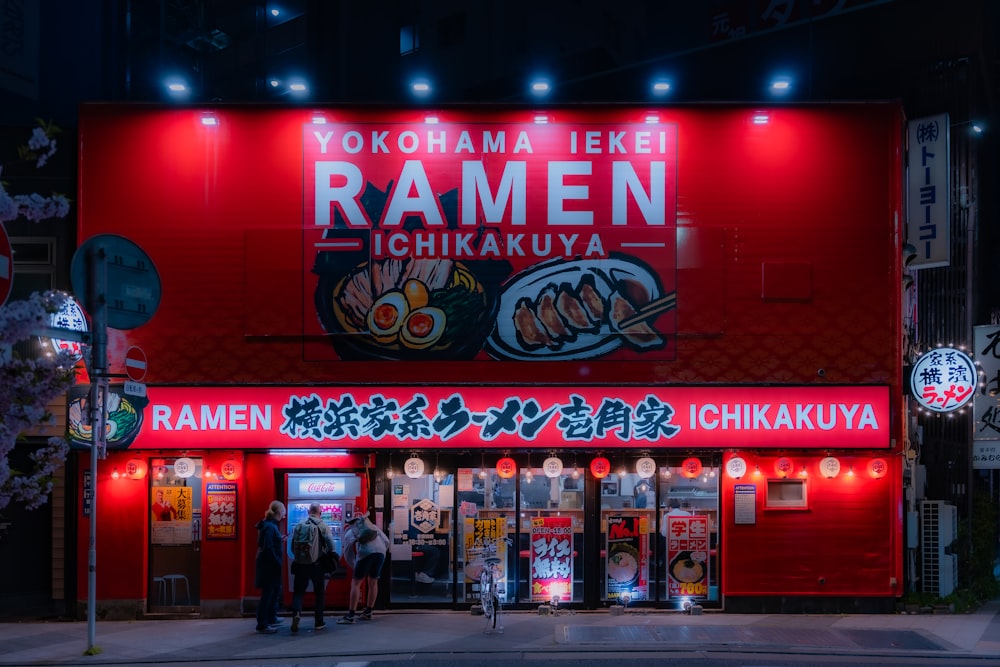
[104,384,890,450]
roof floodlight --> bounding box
[289,82,308,93]
[200,114,218,126]
[531,80,551,96]
[425,116,440,124]
[534,114,549,124]
[652,81,671,95]
[971,123,984,134]
[752,113,770,125]
[769,77,792,95]
[270,8,279,17]
[167,83,186,92]
[269,79,280,88]
[645,114,660,124]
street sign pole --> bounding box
[86,244,108,653]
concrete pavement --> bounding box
[1,601,999,666]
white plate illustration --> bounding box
[484,256,668,361]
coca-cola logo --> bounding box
[299,480,343,494]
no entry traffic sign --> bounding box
[0,224,12,307]
[124,346,148,382]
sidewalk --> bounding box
[1,602,999,666]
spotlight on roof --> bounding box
[530,79,552,97]
[971,122,985,134]
[752,112,770,125]
[164,79,190,98]
[651,80,671,95]
[288,81,309,96]
[411,80,432,97]
[268,78,281,88]
[769,77,792,95]
[200,113,218,127]
[270,8,279,17]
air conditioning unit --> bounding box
[920,500,958,597]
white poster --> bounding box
[906,113,950,269]
[974,324,1000,444]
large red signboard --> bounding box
[77,104,903,392]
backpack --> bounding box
[292,518,321,564]
[354,516,378,544]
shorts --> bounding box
[353,552,385,580]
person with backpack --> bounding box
[289,503,335,633]
[337,513,389,624]
[253,500,285,634]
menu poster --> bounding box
[605,515,649,602]
[150,486,193,545]
[206,482,237,540]
[463,516,508,603]
[666,514,710,599]
[529,516,573,602]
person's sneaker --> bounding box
[290,615,300,633]
[415,571,434,584]
[315,622,327,630]
[255,626,278,634]
[268,618,284,627]
[359,608,373,621]
[336,615,355,624]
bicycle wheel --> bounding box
[489,591,500,630]
[480,570,495,621]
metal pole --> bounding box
[87,245,108,652]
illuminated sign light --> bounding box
[910,347,976,413]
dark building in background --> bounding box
[0,0,996,618]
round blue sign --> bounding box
[71,234,161,330]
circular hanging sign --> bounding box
[496,456,517,479]
[910,347,977,413]
[124,458,147,480]
[41,296,88,364]
[680,457,703,479]
[774,456,794,478]
[819,456,841,478]
[868,458,888,479]
[404,457,425,479]
[543,457,564,478]
[725,456,747,479]
[173,457,195,478]
[635,457,657,479]
[220,459,242,480]
[589,456,611,479]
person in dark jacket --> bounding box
[254,500,285,634]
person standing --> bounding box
[254,500,285,634]
[338,513,389,624]
[290,503,335,632]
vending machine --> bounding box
[284,472,364,607]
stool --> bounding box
[151,577,166,605]
[162,574,190,605]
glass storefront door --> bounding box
[148,457,202,611]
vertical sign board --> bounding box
[973,325,1000,468]
[906,113,950,268]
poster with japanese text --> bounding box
[463,515,508,603]
[530,515,573,602]
[205,482,237,540]
[666,514,709,599]
[605,515,648,601]
[150,486,193,545]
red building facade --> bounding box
[73,103,904,617]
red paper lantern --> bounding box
[681,457,703,479]
[220,458,242,480]
[868,458,888,479]
[774,456,794,478]
[496,457,517,479]
[589,456,611,479]
[124,458,147,480]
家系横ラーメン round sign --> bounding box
[910,347,977,413]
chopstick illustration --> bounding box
[617,291,677,329]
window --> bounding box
[765,479,808,508]
[10,238,55,301]
[400,25,419,55]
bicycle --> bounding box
[477,537,512,632]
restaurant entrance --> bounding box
[381,451,720,610]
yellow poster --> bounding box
[151,486,194,545]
